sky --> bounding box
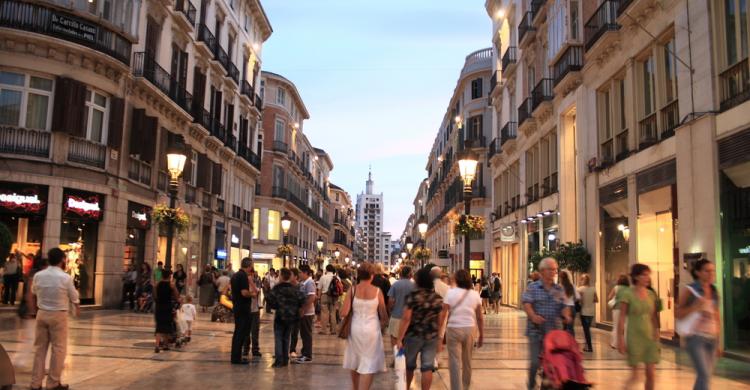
[261,0,491,237]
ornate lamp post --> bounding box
[316,236,324,268]
[458,149,479,271]
[164,135,187,270]
[281,212,292,267]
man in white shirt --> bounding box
[31,248,80,390]
[317,264,337,335]
[216,270,231,294]
[294,265,317,363]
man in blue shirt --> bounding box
[522,257,572,390]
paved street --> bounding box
[2,307,749,389]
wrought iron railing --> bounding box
[273,141,288,153]
[660,99,679,139]
[719,58,750,111]
[197,23,217,54]
[552,45,583,86]
[519,98,533,127]
[487,138,500,159]
[500,121,518,145]
[241,80,255,102]
[601,139,614,165]
[132,52,193,114]
[501,46,517,72]
[518,11,535,44]
[585,0,620,51]
[174,0,196,27]
[128,157,151,185]
[532,79,554,111]
[615,130,629,161]
[0,126,50,158]
[255,93,263,111]
[68,137,105,168]
[638,112,657,149]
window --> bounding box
[598,77,628,163]
[470,78,483,99]
[660,38,679,134]
[637,37,678,147]
[268,210,280,240]
[244,13,251,32]
[188,150,198,185]
[527,65,535,94]
[638,54,657,144]
[0,71,53,130]
[276,87,286,106]
[526,147,538,203]
[275,119,285,142]
[84,89,108,143]
[724,0,749,66]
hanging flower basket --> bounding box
[412,247,432,261]
[453,215,485,236]
[152,204,190,233]
[276,244,292,258]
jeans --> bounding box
[2,275,18,304]
[447,327,474,390]
[121,282,136,310]
[289,321,299,354]
[243,311,261,356]
[686,335,717,390]
[527,333,543,390]
[231,311,250,363]
[564,306,576,337]
[300,315,314,358]
[580,315,594,350]
[274,319,295,364]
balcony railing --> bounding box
[552,45,583,86]
[660,100,679,139]
[273,141,288,153]
[216,198,225,214]
[185,184,196,203]
[531,0,546,20]
[531,78,554,111]
[202,190,212,208]
[719,58,750,112]
[0,0,131,64]
[585,0,620,51]
[0,126,50,158]
[500,121,518,145]
[192,106,212,131]
[527,184,540,203]
[128,157,151,185]
[68,137,105,168]
[490,72,497,94]
[255,93,263,111]
[618,0,633,15]
[238,144,261,170]
[501,47,517,72]
[464,135,486,149]
[518,98,533,127]
[132,52,193,114]
[638,112,657,149]
[210,118,226,144]
[224,133,237,151]
[241,80,255,102]
[518,11,535,44]
[197,23,217,54]
[174,0,196,27]
[488,138,500,159]
[615,130,629,161]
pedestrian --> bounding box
[198,265,216,312]
[153,269,179,353]
[243,267,263,359]
[528,271,540,285]
[153,261,164,283]
[479,277,489,314]
[216,270,231,294]
[294,265,317,363]
[30,248,79,390]
[608,274,630,349]
[490,273,502,313]
[267,268,306,367]
[180,295,196,341]
[371,263,391,303]
[229,258,255,364]
[121,264,137,310]
[676,259,722,390]
[19,254,46,319]
[441,269,484,390]
[522,258,572,390]
[263,268,277,313]
[617,263,661,390]
[341,262,388,390]
[318,264,339,335]
[396,268,445,390]
[431,266,450,298]
[173,264,187,295]
[288,267,301,358]
[389,272,397,286]
[558,270,578,336]
[388,266,415,346]
[577,273,598,352]
[225,262,235,278]
[2,252,21,305]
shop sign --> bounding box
[63,189,104,221]
[469,260,485,269]
[231,234,240,245]
[216,249,227,260]
[50,12,97,44]
[127,202,151,229]
[438,250,449,259]
[500,224,516,242]
[739,246,750,255]
[0,182,47,215]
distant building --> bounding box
[355,169,388,263]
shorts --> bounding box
[404,336,438,372]
[388,317,402,339]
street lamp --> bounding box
[281,212,292,267]
[405,237,414,252]
[417,215,428,238]
[344,256,350,264]
[458,149,479,271]
[316,236,324,268]
[400,251,407,260]
[164,135,187,270]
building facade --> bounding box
[252,71,333,274]
[355,170,388,263]
[484,0,750,356]
[422,48,493,279]
[0,0,270,306]
[329,183,355,263]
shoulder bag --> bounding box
[337,286,356,339]
[676,285,702,337]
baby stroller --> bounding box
[162,302,188,349]
[538,330,592,390]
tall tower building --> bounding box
[355,169,387,263]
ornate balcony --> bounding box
[500,121,518,146]
[174,0,196,28]
[67,137,105,169]
[552,45,583,87]
[197,23,217,54]
[273,141,288,153]
[0,126,50,158]
[719,58,750,112]
[132,52,193,115]
[531,78,554,113]
[501,47,517,73]
[518,98,533,129]
[241,80,256,103]
[585,0,620,51]
[518,11,536,48]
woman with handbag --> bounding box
[676,259,721,390]
[339,262,388,390]
[608,274,630,349]
[577,274,598,352]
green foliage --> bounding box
[528,241,591,273]
[0,222,11,264]
[528,248,555,272]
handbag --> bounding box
[337,286,355,339]
[607,297,616,309]
[676,285,702,337]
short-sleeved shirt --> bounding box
[404,288,443,340]
[444,287,482,328]
[300,277,316,316]
[388,279,415,319]
[231,270,251,314]
[522,281,568,337]
[577,286,597,316]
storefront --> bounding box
[718,128,750,355]
[0,182,47,270]
[124,201,151,272]
[599,179,629,323]
[214,221,227,269]
[60,188,104,305]
[494,224,520,307]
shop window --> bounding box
[599,180,629,323]
[84,89,108,144]
[0,71,54,130]
[268,209,280,241]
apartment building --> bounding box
[422,48,493,278]
[485,0,750,356]
[252,71,333,274]
[0,0,270,306]
[355,170,388,263]
[329,183,355,263]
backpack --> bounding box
[327,275,344,298]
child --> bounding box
[180,295,197,342]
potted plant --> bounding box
[152,204,190,233]
[412,247,432,262]
[276,244,292,258]
[453,215,486,236]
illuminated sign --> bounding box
[216,249,227,260]
[127,202,151,229]
[740,246,750,255]
[231,234,240,244]
[0,182,48,215]
[63,189,104,221]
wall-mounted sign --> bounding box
[50,12,97,44]
[500,224,516,242]
[0,182,48,216]
[438,250,449,259]
[127,202,151,229]
[63,189,104,221]
[739,246,750,255]
[216,249,227,260]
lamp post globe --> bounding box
[344,256,350,264]
[281,212,292,234]
[417,215,428,238]
[458,150,479,189]
[405,237,414,252]
[316,236,324,251]
[334,248,340,259]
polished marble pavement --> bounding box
[1,307,749,389]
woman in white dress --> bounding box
[340,262,388,390]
